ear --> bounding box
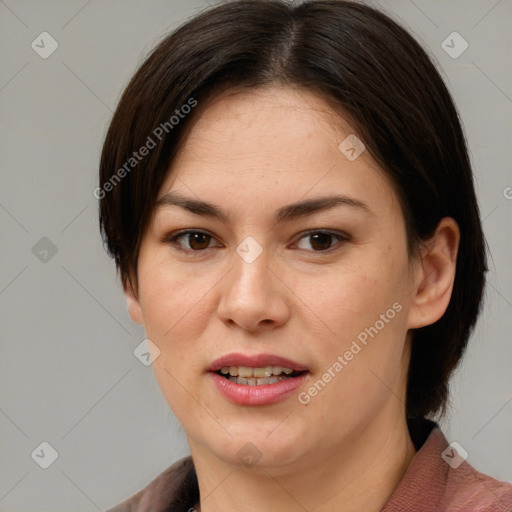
[123,275,144,325]
[407,217,460,329]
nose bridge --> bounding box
[229,241,273,301]
[217,239,289,330]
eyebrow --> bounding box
[155,191,371,223]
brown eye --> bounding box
[309,232,333,251]
[165,230,218,252]
[295,231,347,252]
[186,232,212,250]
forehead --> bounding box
[158,86,398,216]
[176,86,349,164]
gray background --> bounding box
[0,0,511,510]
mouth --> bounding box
[215,365,306,386]
[208,353,309,405]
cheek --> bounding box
[300,255,406,342]
[138,270,211,420]
[297,269,409,430]
[138,257,210,338]
[136,262,217,384]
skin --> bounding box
[124,86,460,512]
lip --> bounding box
[208,352,308,372]
[208,352,309,405]
[210,372,308,405]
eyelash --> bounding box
[162,229,349,255]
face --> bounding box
[127,86,421,471]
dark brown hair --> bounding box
[98,0,487,419]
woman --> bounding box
[99,1,512,510]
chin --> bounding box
[197,423,309,471]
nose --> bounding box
[216,247,291,332]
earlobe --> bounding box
[407,218,460,329]
[123,276,144,325]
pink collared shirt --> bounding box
[107,418,512,512]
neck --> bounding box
[189,405,417,512]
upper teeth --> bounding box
[220,366,294,377]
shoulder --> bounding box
[105,456,195,512]
[383,418,512,512]
[440,437,512,512]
